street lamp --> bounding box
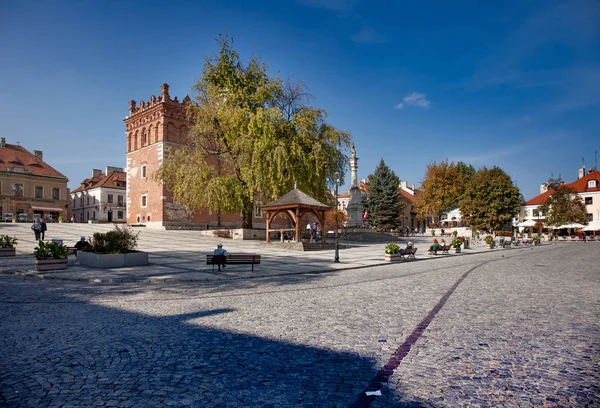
[334,172,340,263]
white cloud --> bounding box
[398,92,431,109]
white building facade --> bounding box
[71,167,127,223]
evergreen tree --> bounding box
[366,159,402,231]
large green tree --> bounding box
[460,166,521,232]
[158,37,351,227]
[366,159,403,231]
[539,184,587,226]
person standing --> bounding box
[40,219,47,240]
[31,220,41,241]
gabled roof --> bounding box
[398,189,416,202]
[0,143,66,179]
[263,188,330,209]
[71,171,126,193]
[525,170,600,206]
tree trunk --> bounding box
[241,196,253,229]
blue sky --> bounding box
[1,0,598,200]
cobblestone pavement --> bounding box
[0,226,598,407]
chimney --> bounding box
[400,180,407,190]
[92,169,102,177]
[411,184,415,191]
[578,167,586,179]
[0,138,5,148]
[33,150,43,161]
[105,166,124,175]
[540,183,548,194]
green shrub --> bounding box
[451,238,463,248]
[0,235,18,248]
[33,240,68,260]
[484,235,494,245]
[89,226,139,254]
[385,242,400,254]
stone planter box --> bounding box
[34,258,68,271]
[453,247,461,253]
[385,254,403,262]
[78,251,149,268]
[0,247,16,257]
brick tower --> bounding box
[124,83,192,227]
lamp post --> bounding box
[334,172,340,263]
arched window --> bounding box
[12,183,23,197]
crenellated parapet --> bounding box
[128,83,192,117]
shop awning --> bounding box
[31,205,64,212]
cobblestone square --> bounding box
[0,224,598,407]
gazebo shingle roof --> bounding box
[264,188,329,209]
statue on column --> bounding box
[346,143,364,228]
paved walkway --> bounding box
[0,223,598,407]
[1,223,536,282]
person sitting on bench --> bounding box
[213,243,230,270]
[401,241,413,255]
[74,236,91,256]
[428,239,440,255]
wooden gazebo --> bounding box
[262,188,331,243]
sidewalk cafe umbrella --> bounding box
[555,222,585,229]
[517,219,536,227]
[582,221,600,231]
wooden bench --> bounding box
[206,254,261,272]
[213,230,232,239]
[401,247,417,260]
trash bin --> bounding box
[464,238,470,249]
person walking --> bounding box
[31,220,41,241]
[40,219,47,240]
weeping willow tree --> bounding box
[158,36,351,228]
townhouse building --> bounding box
[0,138,69,222]
[520,166,600,226]
[71,167,126,223]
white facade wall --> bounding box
[70,187,126,223]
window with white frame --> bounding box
[585,197,593,205]
[587,213,593,222]
[117,211,124,219]
[141,194,147,208]
[589,180,597,188]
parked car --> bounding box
[18,214,27,223]
[4,213,13,222]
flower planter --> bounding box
[385,254,403,262]
[78,251,148,268]
[453,247,461,253]
[488,243,495,249]
[0,247,16,257]
[34,258,68,271]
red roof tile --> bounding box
[525,170,600,205]
[0,144,67,179]
[72,171,126,193]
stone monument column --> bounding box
[346,144,364,228]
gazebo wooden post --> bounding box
[295,208,300,242]
[265,210,271,243]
